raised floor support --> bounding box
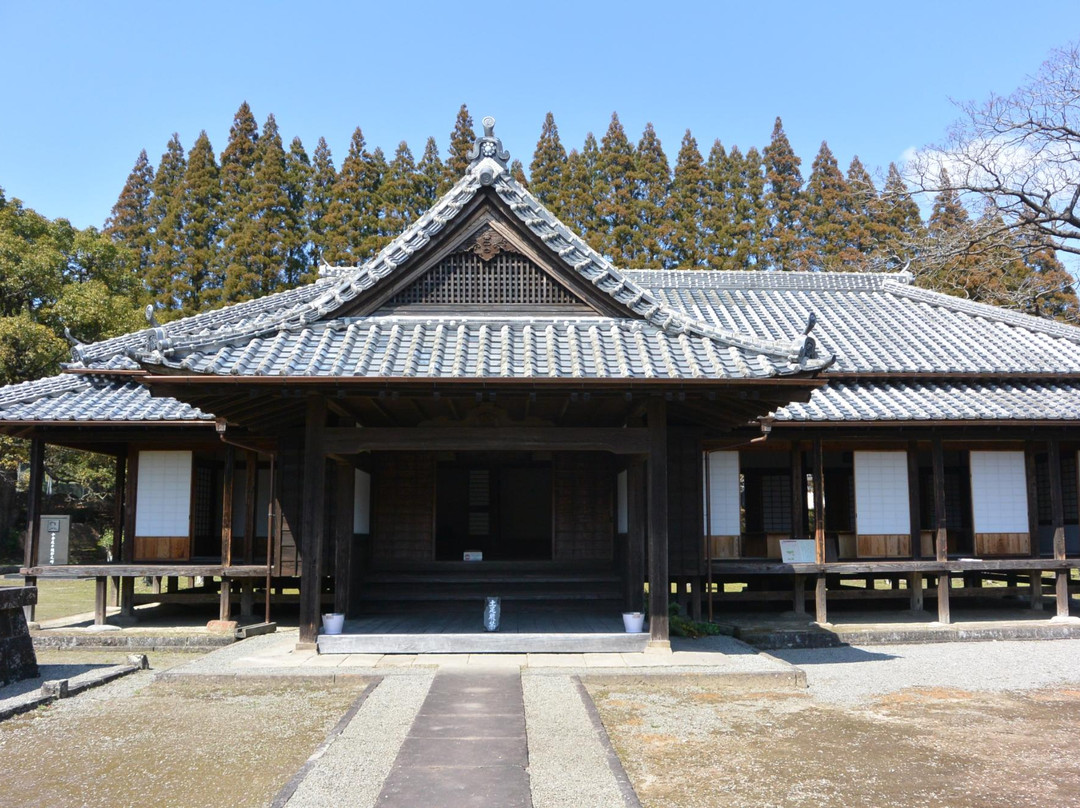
[94,576,108,625]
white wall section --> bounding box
[854,451,909,534]
[970,451,1028,533]
[135,450,192,537]
[705,451,741,536]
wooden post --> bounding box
[627,458,646,613]
[790,442,804,537]
[1029,571,1044,610]
[647,398,669,646]
[122,447,138,564]
[110,452,126,610]
[1025,447,1045,610]
[908,440,921,560]
[334,460,354,616]
[120,577,135,619]
[240,579,254,618]
[243,451,258,564]
[1048,439,1071,618]
[219,444,235,622]
[299,397,328,645]
[812,438,827,624]
[793,573,806,616]
[94,576,108,626]
[909,572,924,611]
[932,436,950,624]
[24,438,44,569]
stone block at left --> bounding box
[0,587,39,686]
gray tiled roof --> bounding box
[771,380,1080,422]
[625,270,1080,374]
[134,156,829,380]
[151,316,807,381]
[0,375,210,422]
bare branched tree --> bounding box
[910,42,1080,257]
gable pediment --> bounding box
[337,190,622,317]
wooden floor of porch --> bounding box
[318,606,649,654]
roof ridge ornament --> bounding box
[468,116,510,177]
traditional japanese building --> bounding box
[4,120,1079,650]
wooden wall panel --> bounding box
[667,428,705,576]
[553,452,614,561]
[975,532,1030,556]
[372,452,435,562]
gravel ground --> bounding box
[283,672,433,807]
[772,638,1080,703]
[523,674,633,808]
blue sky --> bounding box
[0,1,1071,230]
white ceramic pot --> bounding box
[322,612,345,635]
[622,612,645,633]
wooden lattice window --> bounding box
[386,250,582,308]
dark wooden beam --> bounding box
[243,450,258,565]
[221,444,235,569]
[94,576,108,626]
[334,460,354,615]
[23,438,44,571]
[790,442,805,537]
[1024,447,1045,610]
[907,440,921,561]
[323,427,650,455]
[298,396,328,645]
[647,398,669,646]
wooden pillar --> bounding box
[793,573,806,616]
[24,438,45,570]
[908,440,921,560]
[119,577,135,618]
[334,460,354,616]
[932,436,950,624]
[909,572,924,611]
[243,451,258,564]
[646,398,669,646]
[812,438,827,623]
[1048,439,1071,618]
[299,397,328,645]
[626,458,646,613]
[790,442,805,537]
[240,579,254,618]
[218,444,236,622]
[122,447,138,564]
[1025,447,1045,610]
[94,576,108,626]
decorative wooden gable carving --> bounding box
[384,231,583,309]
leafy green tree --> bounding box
[670,130,707,267]
[443,104,475,191]
[0,189,66,316]
[529,112,567,212]
[282,136,313,286]
[146,134,186,307]
[596,113,638,264]
[225,114,291,301]
[762,117,806,270]
[380,141,422,238]
[417,136,444,206]
[0,314,66,386]
[307,137,336,266]
[632,123,672,267]
[104,150,155,274]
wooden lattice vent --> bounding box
[386,230,584,308]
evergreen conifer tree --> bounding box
[325,128,385,263]
[561,134,603,253]
[147,134,187,308]
[877,162,925,268]
[173,131,222,314]
[218,102,260,272]
[731,146,768,269]
[360,146,389,255]
[843,156,878,263]
[596,113,638,264]
[442,104,475,191]
[529,112,567,213]
[417,137,444,206]
[670,131,707,267]
[105,149,155,276]
[282,137,313,286]
[803,141,855,269]
[509,159,528,187]
[307,137,336,266]
[380,141,421,238]
[632,123,673,267]
[762,117,806,270]
[703,140,735,269]
[224,114,291,302]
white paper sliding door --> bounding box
[970,451,1029,555]
[704,452,741,558]
[134,450,193,560]
[854,451,910,557]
